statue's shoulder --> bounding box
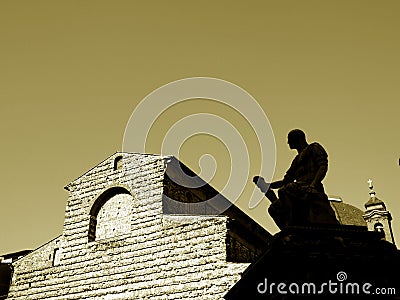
[310,142,324,148]
[308,142,328,157]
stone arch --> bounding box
[374,222,384,233]
[88,186,133,242]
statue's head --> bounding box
[287,129,306,149]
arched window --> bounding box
[113,156,123,171]
[374,222,384,233]
[88,187,133,242]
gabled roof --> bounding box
[64,152,165,190]
[64,152,273,252]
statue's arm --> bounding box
[270,180,285,189]
[253,176,285,191]
[253,151,298,191]
[310,165,327,188]
[310,143,328,188]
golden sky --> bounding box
[1,1,399,254]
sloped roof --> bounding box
[365,196,385,208]
[330,201,366,226]
[163,156,273,255]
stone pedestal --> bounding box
[225,225,400,299]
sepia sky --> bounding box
[1,1,399,254]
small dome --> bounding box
[365,196,385,209]
[329,197,366,226]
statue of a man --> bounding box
[254,129,338,229]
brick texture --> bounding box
[7,153,270,299]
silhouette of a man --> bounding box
[254,129,338,229]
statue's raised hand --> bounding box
[253,176,269,193]
[253,176,279,203]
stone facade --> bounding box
[7,153,271,299]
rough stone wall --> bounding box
[96,193,133,240]
[9,236,62,274]
[8,153,249,299]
